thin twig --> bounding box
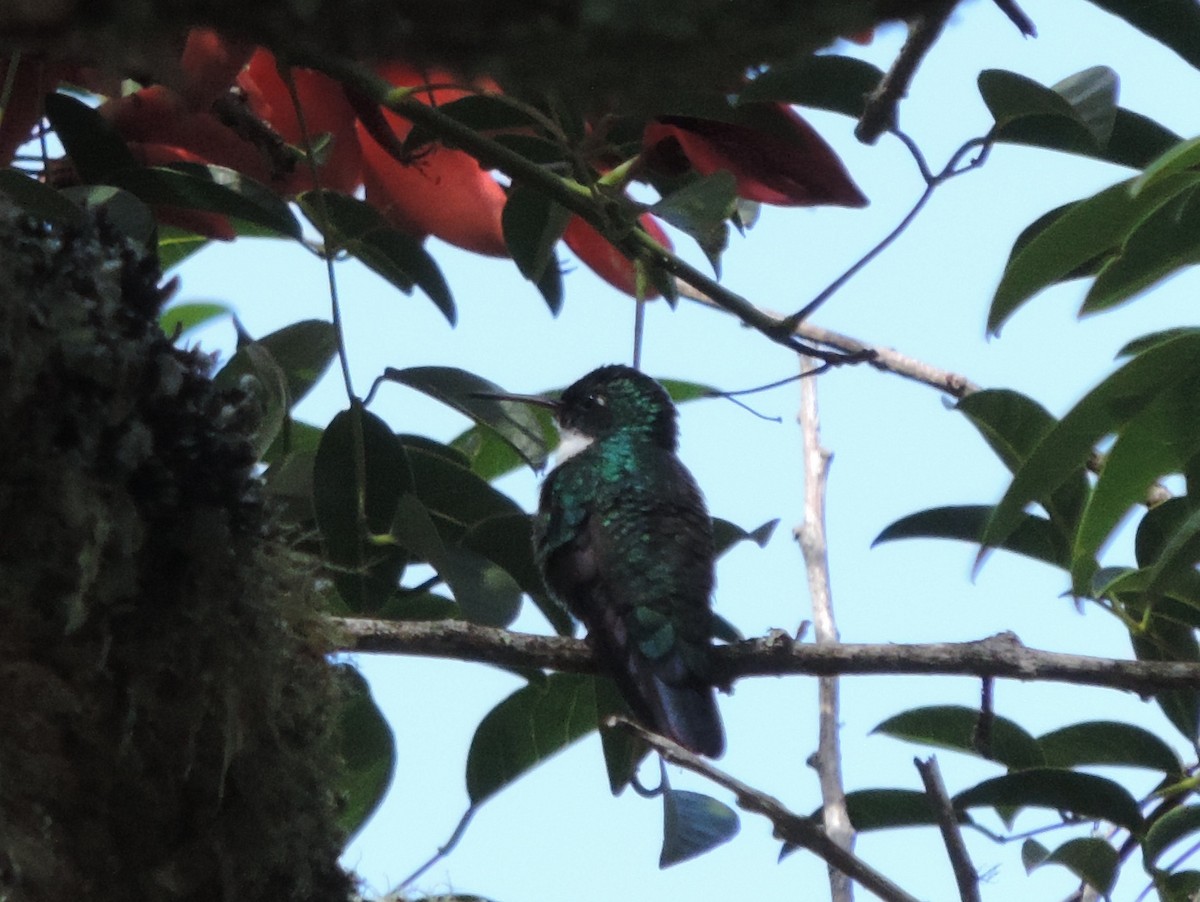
[795,355,854,902]
[856,1,958,145]
[614,719,921,902]
[396,804,479,891]
[915,756,981,902]
[334,619,1200,694]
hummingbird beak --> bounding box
[469,390,561,414]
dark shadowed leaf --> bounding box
[873,706,1043,770]
[1084,0,1200,70]
[1145,805,1200,866]
[839,789,948,831]
[298,190,454,323]
[334,665,396,840]
[383,366,550,470]
[1130,619,1200,741]
[712,517,778,558]
[111,163,301,238]
[312,406,411,612]
[651,172,735,269]
[1038,721,1182,774]
[156,225,210,270]
[466,673,608,803]
[738,54,884,117]
[60,184,156,245]
[0,169,85,226]
[44,91,139,181]
[954,769,1143,834]
[660,790,739,867]
[874,505,1068,570]
[401,438,523,538]
[1025,837,1117,897]
[503,185,569,314]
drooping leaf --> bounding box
[502,184,571,306]
[0,169,86,226]
[1144,805,1200,866]
[738,54,884,117]
[874,505,1068,570]
[872,706,1044,770]
[982,67,1117,155]
[334,665,396,840]
[298,190,455,323]
[381,366,550,470]
[466,673,610,804]
[1038,721,1182,774]
[312,406,411,612]
[660,789,739,867]
[1025,837,1118,898]
[989,171,1200,333]
[1129,618,1200,741]
[650,171,735,270]
[954,769,1144,834]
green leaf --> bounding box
[0,170,85,226]
[382,366,550,471]
[60,184,157,246]
[1145,805,1200,866]
[466,673,612,804]
[451,407,559,481]
[391,495,522,627]
[954,769,1144,834]
[334,665,396,840]
[156,225,210,271]
[1069,376,1200,592]
[298,190,455,324]
[982,67,1116,154]
[873,706,1044,770]
[1119,328,1200,359]
[651,172,735,270]
[402,438,524,538]
[1130,619,1200,741]
[159,302,231,339]
[44,91,139,181]
[660,790,739,867]
[111,163,302,239]
[1137,497,1197,567]
[1084,0,1200,71]
[873,505,1069,570]
[1132,135,1200,197]
[1021,837,1050,871]
[212,342,290,458]
[989,171,1200,333]
[981,332,1200,567]
[738,54,884,117]
[502,185,569,313]
[1026,837,1118,897]
[712,517,778,557]
[840,789,948,831]
[956,389,1088,534]
[1038,721,1182,774]
[254,320,337,408]
[312,406,411,612]
[463,513,574,636]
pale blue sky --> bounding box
[176,1,1200,897]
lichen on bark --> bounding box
[0,198,353,902]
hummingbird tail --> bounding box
[647,674,725,758]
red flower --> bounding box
[562,213,672,298]
[643,104,867,208]
[356,63,508,257]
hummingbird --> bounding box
[491,365,725,757]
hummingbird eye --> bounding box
[585,392,606,408]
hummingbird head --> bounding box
[556,365,678,455]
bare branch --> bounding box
[614,719,922,902]
[915,756,981,902]
[334,619,1200,694]
[795,356,855,902]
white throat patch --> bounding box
[555,427,594,465]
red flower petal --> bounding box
[240,49,362,194]
[644,105,867,208]
[180,27,255,109]
[563,214,671,298]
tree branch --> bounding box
[614,719,922,902]
[796,356,855,902]
[915,756,981,902]
[335,619,1200,694]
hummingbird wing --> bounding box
[536,449,725,757]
